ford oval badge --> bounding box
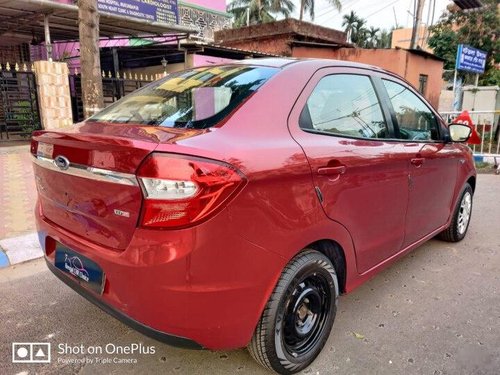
[54,155,70,171]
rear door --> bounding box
[379,77,461,247]
[288,67,410,274]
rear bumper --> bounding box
[45,259,202,349]
[36,203,285,350]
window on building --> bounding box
[299,74,389,139]
[418,74,428,95]
[383,79,440,141]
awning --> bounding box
[0,0,195,46]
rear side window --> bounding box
[88,65,277,129]
[383,79,440,141]
[299,74,388,139]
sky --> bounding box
[233,0,452,32]
[301,0,451,31]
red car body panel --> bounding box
[33,59,476,350]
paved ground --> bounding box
[0,142,36,240]
[0,174,499,375]
[0,142,39,267]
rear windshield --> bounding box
[88,65,278,129]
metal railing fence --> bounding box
[440,111,500,156]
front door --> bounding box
[380,79,460,247]
[288,68,410,274]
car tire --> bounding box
[438,183,473,242]
[248,249,338,374]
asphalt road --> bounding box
[1,174,499,375]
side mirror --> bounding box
[448,124,472,143]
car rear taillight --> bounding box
[30,139,38,156]
[137,153,247,229]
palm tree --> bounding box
[377,29,392,48]
[342,10,358,43]
[228,0,294,27]
[299,0,342,21]
[351,17,367,46]
[366,26,380,48]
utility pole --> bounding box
[392,6,399,28]
[78,0,104,119]
[410,0,425,49]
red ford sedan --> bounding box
[32,58,475,374]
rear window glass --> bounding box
[88,65,277,129]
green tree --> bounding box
[341,11,369,46]
[351,17,368,47]
[227,0,295,27]
[428,0,499,85]
[342,10,358,43]
[299,0,342,21]
[377,29,392,48]
[366,26,380,48]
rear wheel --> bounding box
[248,250,338,374]
[438,183,473,242]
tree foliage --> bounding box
[228,0,343,27]
[298,0,341,21]
[227,0,295,27]
[341,10,392,48]
[428,0,499,85]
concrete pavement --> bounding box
[0,142,39,268]
[0,174,499,375]
[0,142,37,239]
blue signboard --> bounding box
[455,44,487,74]
[97,0,179,24]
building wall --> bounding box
[184,0,226,13]
[179,1,231,41]
[0,44,30,64]
[402,51,443,108]
[391,26,432,52]
[216,19,347,45]
[215,19,348,57]
[191,54,235,66]
[219,36,293,56]
[438,90,454,112]
[292,46,443,108]
[462,86,500,128]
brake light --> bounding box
[137,153,247,229]
[30,139,38,156]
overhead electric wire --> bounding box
[316,0,361,20]
[365,0,403,20]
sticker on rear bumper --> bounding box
[55,245,105,294]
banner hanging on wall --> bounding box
[97,0,179,24]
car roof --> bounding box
[236,57,387,73]
[233,57,411,88]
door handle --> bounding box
[410,158,425,167]
[317,165,346,176]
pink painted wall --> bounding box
[53,39,129,72]
[187,0,226,12]
[192,54,234,66]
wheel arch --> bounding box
[280,220,357,295]
[306,239,347,294]
[466,175,476,193]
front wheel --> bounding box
[248,250,338,374]
[438,183,473,242]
